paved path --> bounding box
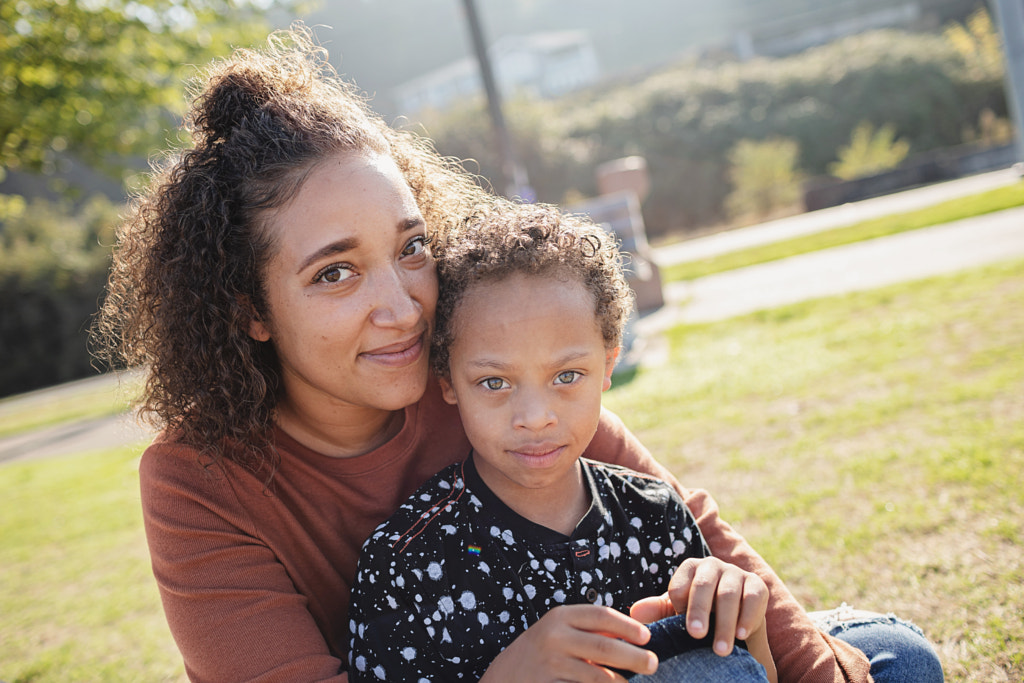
[1,170,1022,464]
[638,204,1024,334]
[653,167,1021,266]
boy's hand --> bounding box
[629,556,769,657]
[479,604,657,682]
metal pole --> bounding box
[992,0,1024,167]
[459,0,529,197]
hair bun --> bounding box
[191,70,269,145]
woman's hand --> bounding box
[479,604,657,682]
[629,556,770,657]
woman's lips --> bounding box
[360,332,425,367]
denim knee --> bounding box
[629,646,769,683]
[811,604,944,683]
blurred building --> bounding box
[393,30,599,115]
[728,0,979,59]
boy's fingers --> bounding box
[629,594,674,624]
[665,557,699,616]
[736,576,770,640]
[683,559,719,639]
[710,569,744,655]
[564,605,651,646]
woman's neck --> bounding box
[274,402,405,458]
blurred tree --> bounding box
[829,122,911,180]
[944,6,1004,81]
[725,137,803,221]
[0,0,290,190]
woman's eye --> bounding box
[401,236,427,258]
[482,377,509,391]
[555,371,581,385]
[314,265,354,284]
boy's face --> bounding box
[439,272,618,516]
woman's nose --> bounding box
[369,267,422,328]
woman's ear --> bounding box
[603,347,621,391]
[240,296,271,342]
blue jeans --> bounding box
[627,606,943,683]
[811,604,944,683]
[629,647,768,683]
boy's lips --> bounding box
[360,331,426,367]
[509,443,565,461]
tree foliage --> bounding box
[0,0,280,185]
[829,122,911,180]
[725,137,803,220]
[422,27,1008,234]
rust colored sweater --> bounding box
[140,380,871,682]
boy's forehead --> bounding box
[451,273,603,346]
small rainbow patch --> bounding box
[467,545,482,556]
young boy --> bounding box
[347,205,776,682]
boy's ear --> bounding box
[603,347,620,391]
[439,375,459,405]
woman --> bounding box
[94,26,941,683]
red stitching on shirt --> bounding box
[393,461,468,554]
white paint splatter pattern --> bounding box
[347,459,709,682]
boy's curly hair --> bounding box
[430,203,634,380]
[91,25,492,470]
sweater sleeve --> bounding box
[586,408,873,683]
[139,439,347,683]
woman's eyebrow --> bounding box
[297,237,358,274]
[400,216,426,233]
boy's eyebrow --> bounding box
[466,349,597,371]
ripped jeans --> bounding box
[628,606,944,683]
[810,604,944,683]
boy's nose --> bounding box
[513,390,557,431]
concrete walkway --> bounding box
[1,169,1022,464]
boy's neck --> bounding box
[472,456,592,536]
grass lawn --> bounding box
[661,181,1024,282]
[606,257,1024,681]
[2,258,1022,681]
[0,445,186,682]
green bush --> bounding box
[725,137,803,221]
[829,122,911,180]
[0,195,117,397]
[422,28,1007,235]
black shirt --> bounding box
[348,456,710,682]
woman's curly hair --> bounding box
[430,203,634,380]
[91,25,493,470]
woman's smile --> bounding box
[360,330,428,367]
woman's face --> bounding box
[249,151,437,424]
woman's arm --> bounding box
[586,408,872,683]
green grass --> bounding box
[661,181,1024,282]
[3,260,1023,681]
[0,445,186,683]
[0,373,142,440]
[606,257,1024,681]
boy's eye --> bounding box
[481,377,509,391]
[401,235,427,257]
[314,264,354,284]
[555,371,581,385]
